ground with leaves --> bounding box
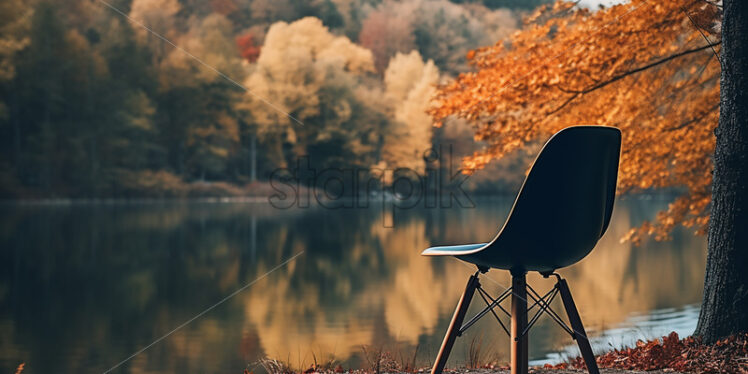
[471,332,748,374]
[460,369,674,374]
[575,332,748,373]
[255,333,748,374]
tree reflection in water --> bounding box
[0,197,705,373]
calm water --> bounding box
[0,197,706,373]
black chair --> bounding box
[422,126,621,374]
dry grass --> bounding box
[467,335,485,369]
[361,346,401,374]
[252,340,506,374]
[256,357,294,374]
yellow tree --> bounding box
[379,50,440,173]
[430,0,721,244]
[0,0,31,83]
[240,17,380,170]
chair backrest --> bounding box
[484,126,621,273]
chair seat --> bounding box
[422,242,529,272]
[421,243,488,256]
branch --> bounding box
[547,92,580,115]
[550,43,717,116]
[564,41,722,95]
[664,103,720,132]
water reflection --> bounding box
[0,197,706,373]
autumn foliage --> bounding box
[236,33,261,63]
[430,0,722,243]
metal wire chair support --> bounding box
[458,283,512,336]
[522,284,570,337]
[523,280,575,337]
[457,273,579,341]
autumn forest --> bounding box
[0,0,541,199]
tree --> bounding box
[430,0,748,342]
[240,17,381,170]
[431,0,720,244]
[11,2,82,193]
[0,0,32,190]
[179,14,244,179]
[379,50,440,173]
[410,0,516,73]
[694,0,748,343]
[0,0,31,83]
[129,0,181,63]
[358,2,417,72]
[151,14,245,180]
[96,17,163,175]
[291,0,345,29]
[359,0,518,74]
[235,33,261,63]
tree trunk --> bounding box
[694,0,748,343]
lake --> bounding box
[0,196,706,373]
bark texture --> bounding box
[694,0,748,343]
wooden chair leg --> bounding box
[510,272,528,374]
[557,278,599,374]
[431,273,480,374]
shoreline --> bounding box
[0,192,683,205]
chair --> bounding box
[422,126,621,374]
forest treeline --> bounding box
[0,0,544,198]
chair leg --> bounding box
[557,278,599,374]
[510,272,528,374]
[431,273,480,374]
